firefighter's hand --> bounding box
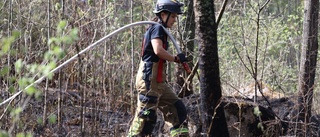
[174,53,187,63]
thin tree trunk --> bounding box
[130,0,135,114]
[297,0,319,136]
[253,0,271,103]
[7,1,13,133]
[6,1,13,117]
[176,0,195,98]
[58,70,62,131]
[43,0,51,127]
[57,0,65,134]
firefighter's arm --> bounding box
[151,38,176,62]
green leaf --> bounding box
[1,31,20,54]
[10,107,22,116]
[48,114,57,124]
[40,62,56,80]
[0,66,9,76]
[12,31,20,38]
[2,37,14,53]
[28,64,38,73]
[53,46,63,56]
[16,133,25,137]
[61,36,73,45]
[57,20,67,34]
[25,86,37,96]
[26,132,33,137]
[254,106,262,117]
[35,90,42,99]
[37,117,43,125]
[14,59,23,73]
[44,51,52,60]
[55,3,61,11]
[70,28,79,40]
[18,78,28,88]
[88,0,93,6]
[0,130,9,137]
[48,38,54,46]
[257,122,264,131]
[48,62,56,69]
[16,132,33,137]
[8,86,15,93]
[49,37,60,46]
[42,66,51,77]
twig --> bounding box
[216,0,229,26]
[178,59,199,96]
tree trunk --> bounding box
[175,0,195,98]
[298,0,319,136]
[194,0,229,136]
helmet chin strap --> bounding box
[157,12,171,28]
[165,12,171,27]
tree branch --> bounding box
[216,0,228,26]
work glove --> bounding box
[174,53,187,63]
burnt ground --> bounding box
[1,89,320,137]
[1,88,132,137]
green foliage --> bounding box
[0,31,19,56]
[16,132,32,137]
[257,122,264,131]
[10,107,22,117]
[218,1,303,93]
[17,77,33,89]
[14,59,23,73]
[49,20,79,48]
[48,114,57,124]
[37,117,43,125]
[0,20,78,135]
[254,106,265,131]
[54,3,61,11]
[57,20,67,34]
[0,66,9,76]
[88,0,94,6]
[254,106,262,117]
[10,107,23,123]
[0,130,9,137]
[25,86,38,96]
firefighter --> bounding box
[128,0,188,136]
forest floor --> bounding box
[1,87,320,137]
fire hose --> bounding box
[0,21,191,107]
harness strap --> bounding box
[141,38,146,57]
[157,36,166,83]
[157,60,164,82]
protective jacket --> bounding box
[128,24,188,137]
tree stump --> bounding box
[183,95,284,137]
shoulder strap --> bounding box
[156,35,167,83]
[141,38,146,57]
